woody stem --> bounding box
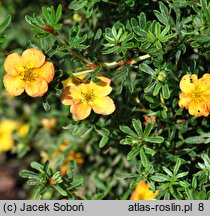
[72,54,151,77]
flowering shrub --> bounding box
[1,0,210,200]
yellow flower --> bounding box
[17,124,30,138]
[130,180,159,200]
[3,48,54,97]
[61,76,116,120]
[0,120,29,153]
[0,119,18,152]
[178,74,210,117]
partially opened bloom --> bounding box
[3,48,54,97]
[61,76,116,120]
[130,180,159,200]
[179,74,210,117]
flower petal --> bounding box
[70,102,91,120]
[199,73,210,95]
[34,61,54,83]
[0,134,14,152]
[92,96,115,115]
[22,48,45,68]
[3,74,25,96]
[61,73,87,87]
[25,78,48,97]
[180,74,198,94]
[96,76,111,85]
[70,83,88,100]
[90,76,112,97]
[178,92,192,108]
[4,53,22,75]
[61,87,74,105]
[188,101,209,117]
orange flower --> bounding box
[130,180,159,200]
[3,48,54,97]
[60,152,84,175]
[41,118,57,131]
[143,114,156,125]
[178,74,210,117]
[61,76,116,120]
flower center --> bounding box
[192,87,205,103]
[19,66,36,82]
[81,90,95,103]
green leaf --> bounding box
[99,136,109,148]
[192,176,197,189]
[0,15,11,33]
[144,136,164,144]
[144,81,157,93]
[138,12,147,29]
[143,122,153,137]
[133,26,147,37]
[201,154,210,168]
[150,173,170,182]
[140,148,148,168]
[139,63,155,76]
[176,171,189,178]
[67,160,76,179]
[184,136,206,144]
[68,176,84,190]
[127,147,140,160]
[27,179,41,185]
[34,186,47,199]
[31,162,44,172]
[161,25,170,37]
[53,155,64,171]
[120,125,138,138]
[19,170,41,180]
[162,166,173,176]
[144,146,156,156]
[69,0,87,10]
[153,82,162,96]
[174,158,181,175]
[159,2,169,17]
[154,10,168,26]
[179,181,190,188]
[94,28,102,40]
[53,185,67,196]
[192,35,210,43]
[55,4,62,23]
[115,173,139,179]
[162,84,170,99]
[132,119,143,136]
[42,100,51,111]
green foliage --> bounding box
[120,119,164,160]
[25,4,62,38]
[0,15,11,43]
[19,161,84,199]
